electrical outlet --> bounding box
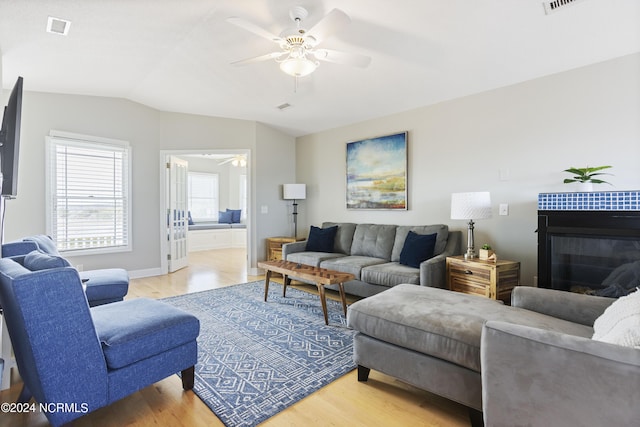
[499,203,509,216]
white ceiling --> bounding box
[1,0,639,137]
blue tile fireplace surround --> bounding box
[537,191,640,297]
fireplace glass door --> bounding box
[549,234,640,296]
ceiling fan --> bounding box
[218,154,247,167]
[227,6,371,78]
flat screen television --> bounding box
[0,76,23,198]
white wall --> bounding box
[253,122,299,266]
[295,53,640,285]
[4,93,296,275]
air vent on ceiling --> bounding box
[46,16,71,35]
[276,103,292,111]
[543,0,588,14]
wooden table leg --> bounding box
[263,270,272,302]
[317,283,329,325]
[283,275,291,297]
[337,283,348,316]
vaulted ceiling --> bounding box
[1,0,638,136]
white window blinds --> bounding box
[46,133,131,254]
[188,172,219,222]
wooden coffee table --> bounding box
[258,260,355,325]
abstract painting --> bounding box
[346,132,407,209]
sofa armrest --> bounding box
[419,231,462,289]
[1,241,38,257]
[511,286,615,326]
[481,320,640,427]
[282,240,308,260]
[419,253,447,288]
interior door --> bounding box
[167,156,189,272]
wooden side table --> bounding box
[446,255,520,304]
[266,236,304,262]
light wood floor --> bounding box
[0,249,471,427]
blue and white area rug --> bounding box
[163,280,356,427]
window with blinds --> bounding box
[188,172,219,222]
[46,132,131,254]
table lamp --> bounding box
[283,184,306,237]
[451,192,492,259]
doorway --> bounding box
[159,149,251,275]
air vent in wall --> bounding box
[543,0,588,14]
[47,16,71,35]
[276,103,292,110]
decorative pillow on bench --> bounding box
[226,209,242,223]
[592,289,640,348]
[218,210,233,224]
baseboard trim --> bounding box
[128,267,163,279]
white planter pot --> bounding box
[577,182,593,192]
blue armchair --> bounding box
[0,258,199,426]
[1,235,129,306]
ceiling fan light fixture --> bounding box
[279,57,318,77]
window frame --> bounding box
[45,130,132,256]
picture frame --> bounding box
[346,131,408,210]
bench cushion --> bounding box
[92,298,199,370]
[347,284,594,372]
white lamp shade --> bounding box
[451,192,492,220]
[283,184,306,200]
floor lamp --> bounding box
[451,192,492,259]
[283,184,306,238]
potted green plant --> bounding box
[479,244,494,260]
[563,166,613,191]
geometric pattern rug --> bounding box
[162,280,356,427]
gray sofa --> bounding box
[282,222,462,297]
[348,285,640,426]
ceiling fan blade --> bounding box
[218,158,234,165]
[307,8,351,46]
[231,51,286,66]
[313,49,371,68]
[226,16,283,43]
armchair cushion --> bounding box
[23,250,71,271]
[92,298,200,370]
[592,290,640,348]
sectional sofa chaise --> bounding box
[283,222,462,297]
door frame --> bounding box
[158,148,252,275]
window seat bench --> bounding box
[187,222,246,252]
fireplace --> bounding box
[537,191,640,297]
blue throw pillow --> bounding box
[23,250,71,271]
[305,226,338,253]
[188,211,194,225]
[399,231,437,268]
[218,210,233,224]
[226,209,242,223]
